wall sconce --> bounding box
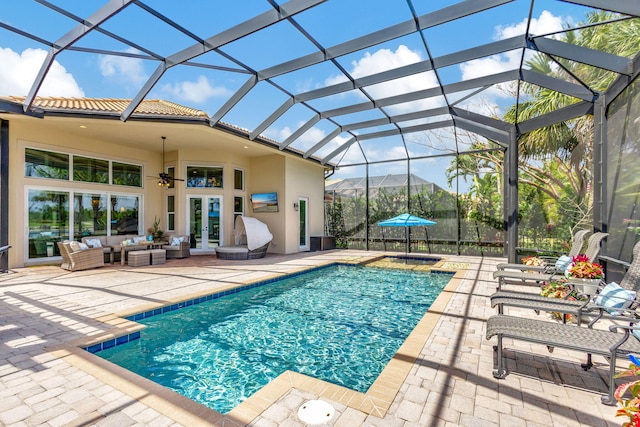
[293,202,299,211]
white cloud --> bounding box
[160,75,231,104]
[495,10,564,39]
[0,47,84,97]
[99,48,148,87]
[457,11,566,115]
[325,45,442,114]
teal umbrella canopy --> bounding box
[377,213,436,227]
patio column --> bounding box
[0,120,8,272]
[505,127,518,263]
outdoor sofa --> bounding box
[81,234,151,264]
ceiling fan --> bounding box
[148,136,185,186]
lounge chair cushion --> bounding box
[594,282,635,314]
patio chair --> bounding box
[58,241,104,271]
[496,229,590,273]
[491,240,640,323]
[492,232,608,291]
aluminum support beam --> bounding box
[517,101,594,134]
[521,69,594,101]
[321,137,356,165]
[122,0,325,121]
[453,117,511,146]
[259,0,514,79]
[559,0,640,17]
[280,114,321,150]
[304,128,342,159]
[532,37,632,75]
[24,0,135,113]
[506,127,519,263]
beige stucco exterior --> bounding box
[0,112,327,268]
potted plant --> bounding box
[539,280,587,322]
[566,255,604,294]
[147,216,164,242]
[615,354,640,426]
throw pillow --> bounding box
[555,255,572,272]
[78,242,89,250]
[85,238,102,248]
[171,236,184,246]
[594,282,636,315]
[69,241,82,252]
[133,236,147,244]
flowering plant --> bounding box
[539,280,587,322]
[615,354,640,426]
[521,256,546,267]
[567,260,604,279]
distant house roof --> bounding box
[325,173,445,199]
[2,96,209,118]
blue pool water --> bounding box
[97,264,452,414]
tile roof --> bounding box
[3,96,209,118]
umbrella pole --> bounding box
[405,227,409,263]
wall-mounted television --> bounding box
[251,192,278,213]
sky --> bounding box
[0,0,598,191]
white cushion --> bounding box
[85,238,102,248]
[69,241,84,252]
[171,236,185,246]
[594,282,635,315]
[132,236,147,244]
[78,242,89,250]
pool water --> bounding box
[97,264,452,414]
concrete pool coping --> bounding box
[47,256,463,426]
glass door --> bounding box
[187,195,222,252]
[298,197,308,250]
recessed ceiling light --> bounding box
[244,146,248,149]
[79,125,87,128]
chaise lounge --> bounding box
[215,216,272,260]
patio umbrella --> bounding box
[377,213,436,261]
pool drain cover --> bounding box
[297,399,335,425]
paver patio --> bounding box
[0,251,622,426]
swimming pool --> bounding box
[96,264,452,414]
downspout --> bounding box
[0,120,9,272]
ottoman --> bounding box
[128,250,151,267]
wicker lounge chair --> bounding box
[486,313,640,405]
[58,241,104,271]
[491,240,640,323]
[492,232,609,291]
[496,229,590,273]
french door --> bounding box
[187,195,222,252]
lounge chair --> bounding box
[486,313,640,405]
[496,229,590,273]
[491,240,640,323]
[215,216,272,260]
[492,232,609,291]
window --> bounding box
[167,195,175,231]
[234,169,244,190]
[25,148,69,180]
[110,195,140,235]
[27,189,69,258]
[112,162,142,187]
[74,193,107,237]
[167,166,175,189]
[73,156,109,183]
[234,196,244,223]
[187,166,223,188]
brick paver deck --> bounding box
[0,251,622,426]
